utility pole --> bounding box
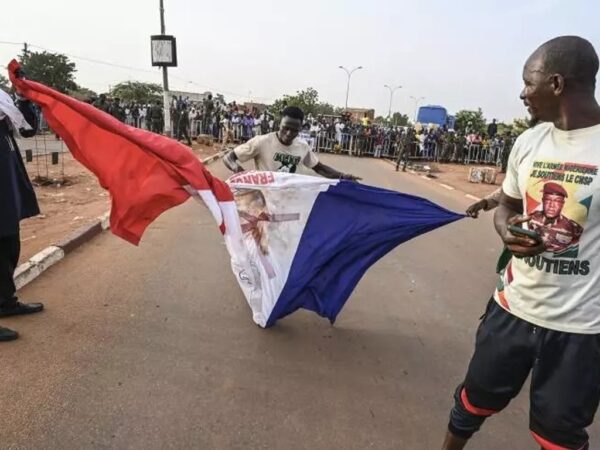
[384,84,402,123]
[338,66,363,110]
[159,0,171,136]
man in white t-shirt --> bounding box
[223,106,360,180]
[444,36,600,450]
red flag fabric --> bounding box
[8,59,233,245]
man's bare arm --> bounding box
[312,162,361,181]
[223,150,245,173]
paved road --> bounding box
[2,155,591,449]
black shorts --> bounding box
[450,299,600,449]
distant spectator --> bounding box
[487,118,498,138]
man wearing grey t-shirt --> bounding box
[224,106,360,180]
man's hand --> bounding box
[223,150,245,173]
[341,173,362,181]
[502,215,546,258]
[313,162,361,181]
[466,199,488,218]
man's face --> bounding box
[543,193,565,219]
[278,117,302,145]
[520,56,561,122]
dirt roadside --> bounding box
[18,139,224,263]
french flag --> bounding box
[8,59,234,245]
[225,171,463,327]
[10,60,464,328]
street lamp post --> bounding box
[410,95,426,123]
[384,84,402,123]
[159,0,171,136]
[339,65,363,110]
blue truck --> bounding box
[416,105,455,129]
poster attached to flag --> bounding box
[224,171,464,328]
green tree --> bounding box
[314,102,337,116]
[271,87,321,117]
[375,113,409,126]
[0,74,9,93]
[497,121,513,135]
[455,108,486,134]
[511,117,533,135]
[109,81,162,104]
[20,50,77,93]
[69,85,97,102]
[392,112,410,126]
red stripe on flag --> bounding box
[9,60,232,245]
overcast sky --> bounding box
[1,0,599,122]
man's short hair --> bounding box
[282,106,305,123]
[534,36,599,91]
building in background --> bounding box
[168,90,225,108]
[243,102,270,114]
[345,108,375,123]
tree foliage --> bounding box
[109,81,162,104]
[69,85,97,102]
[392,112,410,126]
[455,108,486,133]
[270,87,342,117]
[374,113,409,126]
[0,74,9,93]
[20,50,77,93]
[497,117,535,136]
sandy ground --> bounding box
[428,162,505,198]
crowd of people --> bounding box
[87,93,515,172]
[90,93,278,147]
[294,114,516,172]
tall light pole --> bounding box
[384,84,402,122]
[410,95,425,123]
[159,0,171,136]
[339,65,363,110]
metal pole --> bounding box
[345,75,350,110]
[339,66,362,111]
[160,0,171,136]
[385,85,402,124]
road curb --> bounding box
[14,151,226,290]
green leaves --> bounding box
[20,51,78,94]
[109,81,163,104]
[271,87,341,117]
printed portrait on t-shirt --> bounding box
[526,161,596,258]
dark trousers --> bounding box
[151,120,163,134]
[0,233,20,309]
[177,124,192,144]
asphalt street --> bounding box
[1,155,585,449]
